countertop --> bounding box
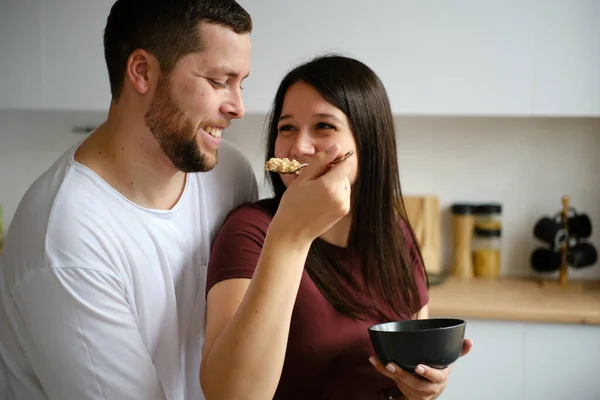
[427,276,600,326]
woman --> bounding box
[200,55,472,399]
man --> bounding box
[0,1,256,399]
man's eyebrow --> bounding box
[209,68,249,80]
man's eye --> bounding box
[208,79,227,89]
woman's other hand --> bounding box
[369,338,473,400]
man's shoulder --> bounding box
[6,146,77,242]
[0,147,118,291]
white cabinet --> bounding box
[0,0,45,109]
[435,319,600,400]
[523,323,600,400]
[239,0,537,116]
[441,320,526,400]
[40,0,114,111]
[532,0,600,116]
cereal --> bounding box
[265,157,302,173]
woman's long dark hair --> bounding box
[263,54,428,321]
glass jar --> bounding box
[472,227,502,279]
[451,204,476,278]
[474,204,502,232]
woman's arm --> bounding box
[200,225,311,400]
[200,146,352,400]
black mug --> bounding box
[531,248,562,273]
[567,242,598,268]
[568,213,592,239]
[533,217,569,248]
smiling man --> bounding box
[0,1,256,399]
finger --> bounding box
[392,366,441,397]
[460,338,473,357]
[295,144,341,181]
[371,357,443,399]
[413,364,450,384]
[368,356,396,380]
[318,151,355,186]
[370,357,430,386]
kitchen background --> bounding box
[1,0,600,399]
[2,112,599,279]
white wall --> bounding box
[1,111,599,279]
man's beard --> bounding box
[145,75,218,173]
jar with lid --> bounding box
[451,203,476,278]
[474,204,502,232]
[472,226,502,278]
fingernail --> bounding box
[368,357,377,366]
[415,365,425,374]
[385,364,396,373]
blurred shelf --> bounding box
[428,276,600,325]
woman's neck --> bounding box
[318,213,352,248]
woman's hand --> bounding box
[369,338,473,400]
[272,144,353,243]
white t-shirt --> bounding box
[0,137,258,400]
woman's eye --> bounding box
[316,122,335,130]
[208,79,227,89]
[277,124,296,133]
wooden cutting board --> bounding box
[403,195,441,274]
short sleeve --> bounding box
[206,204,272,295]
[400,218,430,309]
[7,267,167,400]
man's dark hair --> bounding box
[103,0,252,100]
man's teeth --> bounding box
[205,127,222,138]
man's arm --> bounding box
[7,267,167,400]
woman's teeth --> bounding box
[205,127,222,138]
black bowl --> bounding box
[368,318,466,372]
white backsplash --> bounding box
[1,110,599,279]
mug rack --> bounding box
[531,195,596,289]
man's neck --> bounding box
[75,105,187,210]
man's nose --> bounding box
[220,88,245,119]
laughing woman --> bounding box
[199,55,472,400]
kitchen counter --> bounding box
[428,276,600,325]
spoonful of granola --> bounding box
[265,150,354,175]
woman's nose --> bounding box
[289,131,316,158]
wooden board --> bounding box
[403,195,441,274]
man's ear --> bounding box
[125,49,157,95]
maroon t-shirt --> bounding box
[206,202,429,400]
